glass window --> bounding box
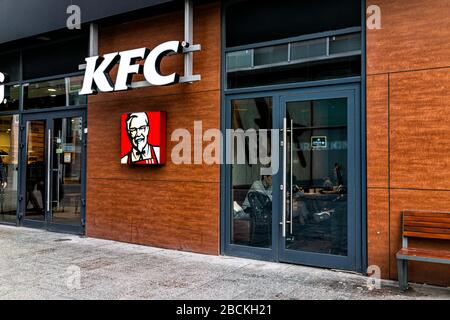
[0,51,20,82]
[0,115,19,223]
[226,0,361,47]
[0,84,20,111]
[67,76,85,106]
[226,50,253,71]
[226,33,362,89]
[286,98,348,255]
[24,120,46,221]
[22,36,88,80]
[23,76,86,110]
[291,99,348,128]
[231,97,273,248]
[227,55,360,89]
[330,33,361,55]
[291,38,327,61]
[51,117,83,226]
[225,0,362,90]
[254,44,288,66]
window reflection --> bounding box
[226,33,361,89]
[0,85,20,112]
[25,120,46,221]
[23,76,86,110]
[0,51,20,82]
[0,115,19,223]
[51,117,83,226]
[231,97,272,248]
[286,98,348,256]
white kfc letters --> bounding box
[0,72,6,104]
[79,41,182,95]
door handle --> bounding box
[282,117,287,238]
[290,119,294,234]
[47,129,51,213]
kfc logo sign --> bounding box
[121,111,166,165]
[0,72,6,104]
[80,41,184,95]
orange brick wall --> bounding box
[366,0,450,286]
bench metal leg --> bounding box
[397,258,409,292]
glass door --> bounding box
[21,110,86,234]
[50,116,84,227]
[0,115,20,224]
[279,88,359,270]
[23,119,47,224]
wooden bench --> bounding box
[396,210,450,292]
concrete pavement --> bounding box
[0,225,449,300]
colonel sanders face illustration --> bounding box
[127,113,149,152]
[121,112,161,165]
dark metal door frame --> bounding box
[19,109,87,235]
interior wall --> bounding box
[366,0,450,286]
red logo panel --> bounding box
[120,111,166,165]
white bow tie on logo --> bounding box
[0,72,5,104]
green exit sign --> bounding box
[311,136,327,149]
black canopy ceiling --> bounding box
[0,0,174,44]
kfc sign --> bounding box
[121,111,166,165]
[0,72,6,104]
[80,41,184,95]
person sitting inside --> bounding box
[242,174,272,211]
[233,174,272,220]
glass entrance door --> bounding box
[21,111,86,234]
[224,86,361,271]
[23,119,46,223]
[279,88,359,270]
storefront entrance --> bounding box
[0,29,89,234]
[225,84,362,272]
[20,110,86,234]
